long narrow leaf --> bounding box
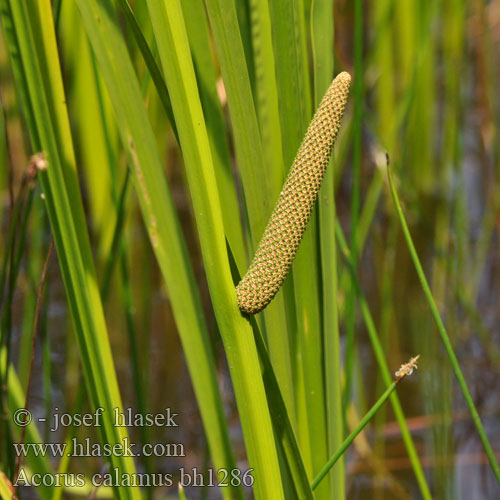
[0,348,54,499]
[145,2,285,498]
[335,221,433,500]
[388,166,500,484]
[204,0,270,244]
[2,2,141,499]
[72,1,245,499]
[180,0,247,271]
[311,0,345,497]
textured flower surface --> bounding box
[236,71,351,314]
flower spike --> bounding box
[237,72,351,314]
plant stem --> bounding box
[312,378,402,490]
[387,165,500,484]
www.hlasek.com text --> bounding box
[14,438,184,458]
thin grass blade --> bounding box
[388,165,500,484]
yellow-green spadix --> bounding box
[236,71,351,314]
